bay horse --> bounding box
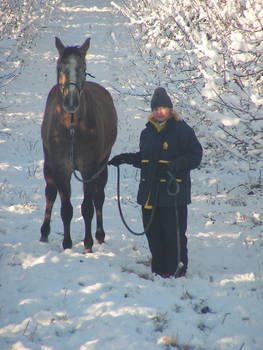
[40,37,117,252]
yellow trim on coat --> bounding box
[149,120,167,132]
[148,111,181,122]
[144,193,153,209]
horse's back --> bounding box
[84,81,117,122]
[84,81,113,100]
[83,81,117,149]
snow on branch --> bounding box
[0,0,60,89]
[117,0,263,169]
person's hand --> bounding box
[108,154,127,167]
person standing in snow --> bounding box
[109,87,202,278]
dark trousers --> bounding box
[142,206,188,276]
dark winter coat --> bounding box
[124,116,203,207]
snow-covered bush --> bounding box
[0,0,59,43]
[115,0,263,169]
[0,0,59,89]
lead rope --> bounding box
[69,113,107,184]
[116,165,184,276]
[167,170,184,277]
[116,165,159,236]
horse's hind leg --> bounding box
[40,161,57,243]
[93,167,108,244]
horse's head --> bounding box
[55,37,90,113]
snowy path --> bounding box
[0,1,262,350]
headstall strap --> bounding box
[86,72,96,78]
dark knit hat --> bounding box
[150,87,173,110]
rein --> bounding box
[69,113,107,184]
[66,72,105,184]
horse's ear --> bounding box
[80,38,91,57]
[55,37,65,56]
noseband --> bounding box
[58,72,95,97]
[59,81,83,97]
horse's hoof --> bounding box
[40,236,48,243]
[62,239,72,250]
[84,247,92,254]
[95,230,105,244]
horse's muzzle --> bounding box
[60,82,81,113]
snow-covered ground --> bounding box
[0,1,262,349]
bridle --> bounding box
[58,80,84,99]
[58,71,95,99]
[61,81,81,94]
[59,72,106,184]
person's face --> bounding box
[153,107,171,122]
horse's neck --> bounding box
[79,89,97,127]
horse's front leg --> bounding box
[82,183,94,253]
[40,162,58,243]
[57,174,73,249]
[93,167,108,244]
